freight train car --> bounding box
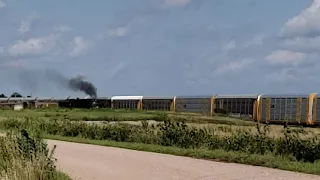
[55,97,71,108]
[66,96,98,109]
[0,97,9,103]
[175,95,215,115]
[9,97,37,109]
[0,97,36,109]
[55,96,88,108]
[94,97,112,108]
[308,93,319,125]
[111,96,143,110]
[22,97,37,108]
[256,93,315,125]
[34,97,58,108]
[0,98,9,109]
[0,97,21,109]
[213,94,259,120]
[142,96,175,111]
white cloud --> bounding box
[0,0,6,8]
[0,47,4,54]
[8,34,59,57]
[281,36,320,52]
[266,68,298,82]
[265,50,306,65]
[69,36,94,57]
[105,62,126,80]
[243,35,265,47]
[222,41,236,51]
[107,26,128,37]
[18,12,38,34]
[96,26,129,40]
[213,59,254,75]
[277,0,320,60]
[3,59,27,69]
[280,0,320,37]
[161,0,192,8]
[270,0,320,83]
[97,26,129,39]
[54,25,72,32]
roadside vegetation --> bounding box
[0,129,70,180]
[0,108,255,126]
[0,108,320,175]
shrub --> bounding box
[157,120,208,148]
[3,117,320,163]
[0,129,70,180]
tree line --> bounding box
[0,92,25,98]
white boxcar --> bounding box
[111,96,143,110]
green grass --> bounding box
[43,134,320,175]
[0,108,153,119]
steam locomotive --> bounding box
[57,97,110,109]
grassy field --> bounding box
[0,108,319,138]
[1,108,320,176]
[0,108,255,126]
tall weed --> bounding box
[3,117,320,163]
[0,129,70,180]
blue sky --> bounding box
[0,0,318,97]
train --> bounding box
[0,93,319,125]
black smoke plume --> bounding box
[68,76,97,98]
[18,69,97,98]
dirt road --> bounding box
[47,140,320,180]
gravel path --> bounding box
[47,140,320,180]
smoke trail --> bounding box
[18,68,98,98]
[44,69,97,98]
